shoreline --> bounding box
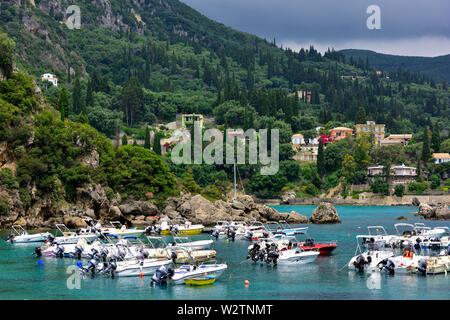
[258,194,450,206]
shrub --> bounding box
[407,181,428,195]
[0,168,18,190]
[394,184,405,197]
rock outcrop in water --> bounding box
[161,193,307,226]
[418,203,450,220]
[310,202,341,224]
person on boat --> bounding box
[413,238,422,254]
[403,248,414,258]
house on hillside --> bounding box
[330,127,353,142]
[41,73,58,87]
[432,153,450,164]
[176,113,204,129]
[355,121,385,146]
[380,134,413,147]
[368,164,417,185]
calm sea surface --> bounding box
[0,205,449,300]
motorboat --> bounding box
[348,235,395,272]
[170,262,227,285]
[244,221,272,241]
[113,258,173,277]
[413,223,447,238]
[6,225,52,243]
[299,238,338,256]
[247,236,319,265]
[277,248,320,264]
[97,221,145,238]
[264,221,308,237]
[51,224,98,245]
[159,220,204,236]
[168,237,213,250]
[367,226,399,244]
[184,275,216,286]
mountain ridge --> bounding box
[340,49,450,82]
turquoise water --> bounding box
[0,205,449,300]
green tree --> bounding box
[317,138,325,177]
[394,184,404,197]
[72,77,84,114]
[120,77,144,126]
[431,126,441,152]
[153,131,163,155]
[144,126,151,149]
[421,128,431,163]
[121,134,128,145]
[57,87,69,121]
[0,32,15,79]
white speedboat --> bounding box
[114,258,173,277]
[169,237,213,250]
[170,263,228,285]
[98,221,145,238]
[277,248,319,264]
[265,221,308,237]
[348,235,395,272]
[52,224,98,245]
[6,225,52,243]
[413,223,447,238]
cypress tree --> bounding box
[72,77,83,114]
[317,138,325,177]
[121,134,128,146]
[431,125,440,152]
[85,79,94,107]
[153,131,162,155]
[58,87,69,121]
[421,128,431,163]
[144,126,151,149]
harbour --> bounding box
[0,205,449,300]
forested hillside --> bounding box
[1,0,450,209]
[341,49,450,83]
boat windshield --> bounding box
[367,226,388,236]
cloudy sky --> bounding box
[181,0,450,57]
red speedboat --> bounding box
[299,239,337,255]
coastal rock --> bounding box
[285,211,308,224]
[310,202,341,224]
[63,216,88,229]
[412,197,421,206]
[119,200,159,216]
[417,203,434,219]
[160,193,300,226]
[281,190,296,204]
[107,206,123,221]
[434,204,450,220]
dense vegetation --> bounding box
[0,0,449,202]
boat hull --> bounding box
[161,228,203,236]
[10,233,51,243]
[115,260,172,277]
[300,243,337,255]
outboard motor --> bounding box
[83,257,100,276]
[247,243,261,262]
[47,234,55,245]
[34,247,42,257]
[6,234,15,243]
[54,244,65,258]
[227,227,236,241]
[211,229,219,240]
[74,245,83,260]
[99,248,109,262]
[353,255,368,272]
[378,258,395,275]
[151,265,174,285]
[417,259,427,276]
[87,248,99,260]
[245,230,253,241]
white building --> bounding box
[41,73,58,87]
[432,153,450,164]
